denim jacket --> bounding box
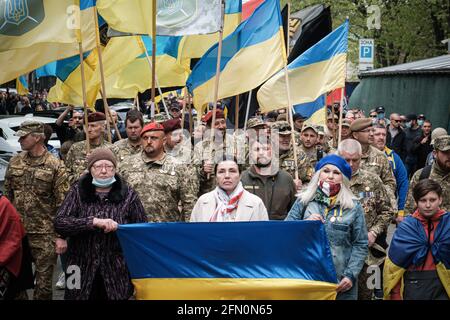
[286,198,368,284]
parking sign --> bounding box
[359,39,374,71]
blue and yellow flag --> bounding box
[47,49,99,108]
[0,0,96,85]
[186,0,286,110]
[383,213,450,299]
[257,20,349,113]
[36,61,57,78]
[117,221,338,300]
[177,0,242,59]
[16,74,29,95]
[114,36,190,93]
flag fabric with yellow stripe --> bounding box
[97,0,222,36]
[186,0,286,110]
[114,36,190,93]
[383,213,450,300]
[0,0,96,85]
[257,20,349,113]
[177,0,242,59]
[117,221,338,300]
[16,74,29,95]
[47,49,99,107]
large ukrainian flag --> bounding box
[0,0,96,85]
[117,221,338,300]
[257,20,349,113]
[383,214,450,300]
[186,0,286,111]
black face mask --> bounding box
[254,160,271,168]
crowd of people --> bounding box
[0,93,448,301]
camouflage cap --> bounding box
[14,121,45,137]
[431,128,448,145]
[301,124,318,134]
[271,121,292,135]
[433,135,450,151]
[247,117,267,129]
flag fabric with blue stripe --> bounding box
[36,62,57,78]
[383,213,450,299]
[0,0,97,84]
[117,221,338,300]
[186,0,286,110]
[16,74,29,95]
[258,20,349,113]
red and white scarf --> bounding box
[210,182,244,222]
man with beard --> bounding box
[405,135,450,217]
[299,124,323,168]
[193,109,244,196]
[412,120,433,170]
[162,118,191,164]
[118,122,198,222]
[112,110,144,163]
[241,140,297,220]
[55,105,85,144]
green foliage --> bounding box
[281,0,449,72]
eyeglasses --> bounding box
[92,164,115,171]
[369,115,377,118]
[390,119,400,123]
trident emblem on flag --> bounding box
[0,0,43,36]
[157,0,197,28]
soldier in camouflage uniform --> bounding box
[299,124,325,168]
[65,112,113,185]
[162,118,192,164]
[193,110,245,196]
[119,122,198,222]
[4,121,70,300]
[238,117,271,171]
[405,135,450,216]
[271,121,314,185]
[350,118,397,210]
[111,110,143,163]
[338,139,394,300]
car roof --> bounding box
[0,114,56,129]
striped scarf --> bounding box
[210,182,245,222]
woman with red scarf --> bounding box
[384,179,449,300]
[190,159,268,222]
[286,155,368,300]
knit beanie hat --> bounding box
[315,154,352,180]
[87,148,117,171]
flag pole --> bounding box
[243,90,252,131]
[139,37,169,115]
[78,42,90,154]
[234,95,239,130]
[93,7,117,142]
[151,0,157,122]
[337,87,345,146]
[207,1,225,179]
[188,94,193,136]
[181,90,187,130]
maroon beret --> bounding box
[201,109,224,124]
[87,112,106,123]
[162,118,181,133]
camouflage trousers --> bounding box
[28,234,57,300]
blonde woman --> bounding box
[285,154,368,300]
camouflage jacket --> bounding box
[4,150,70,234]
[299,145,325,169]
[193,134,245,196]
[64,139,113,185]
[279,147,314,183]
[118,152,199,222]
[405,161,450,214]
[360,145,397,208]
[111,138,142,163]
[350,169,394,236]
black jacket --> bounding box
[386,127,406,161]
